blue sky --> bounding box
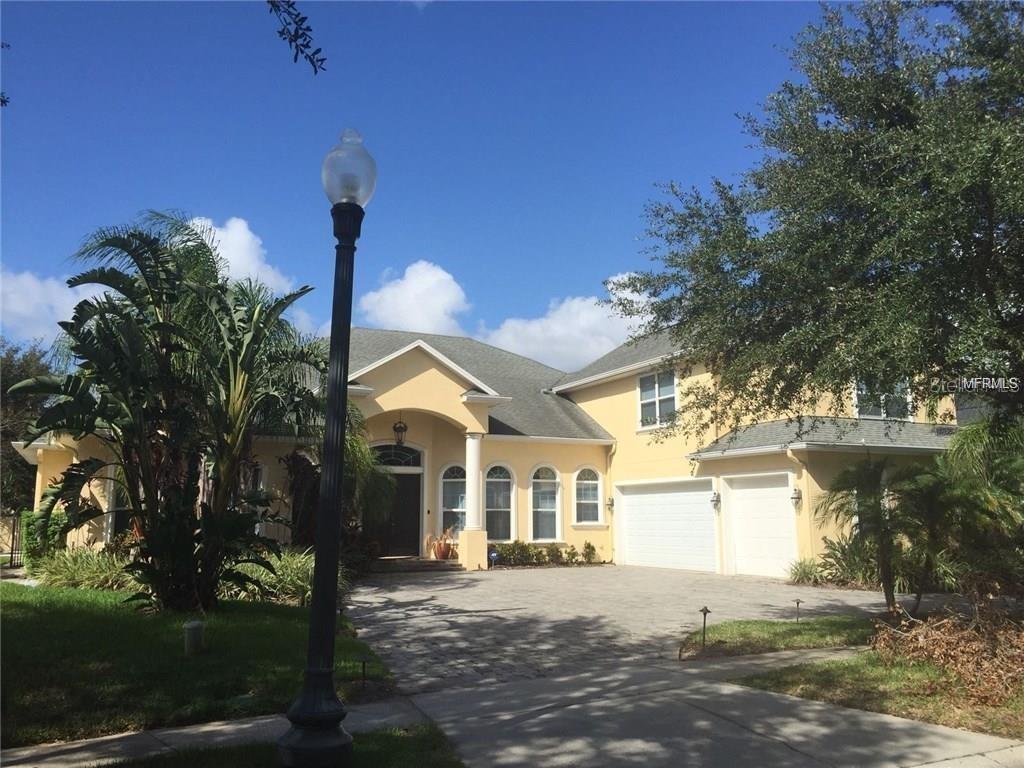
[1,1,823,371]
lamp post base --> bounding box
[278,668,353,767]
[277,725,353,768]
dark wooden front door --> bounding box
[384,474,421,556]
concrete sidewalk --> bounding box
[411,650,1024,768]
[0,698,426,768]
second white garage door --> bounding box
[619,481,717,571]
[726,474,797,578]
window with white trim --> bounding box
[855,380,910,419]
[531,467,559,541]
[639,371,675,427]
[441,466,467,535]
[485,465,513,541]
[574,468,600,523]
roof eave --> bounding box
[690,440,949,461]
[553,353,680,394]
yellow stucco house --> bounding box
[17,327,956,577]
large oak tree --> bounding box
[610,1,1024,439]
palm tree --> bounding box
[9,214,333,610]
[816,458,903,612]
[886,456,973,615]
[11,215,218,609]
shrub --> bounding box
[582,541,597,564]
[564,545,580,565]
[544,543,563,565]
[819,533,878,587]
[220,549,348,607]
[36,547,136,591]
[22,509,68,574]
[531,545,548,565]
[494,540,534,566]
[788,558,822,585]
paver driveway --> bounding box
[347,565,907,694]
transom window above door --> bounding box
[639,371,675,427]
[373,444,422,467]
[485,465,513,542]
[441,466,466,535]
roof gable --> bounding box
[349,339,500,396]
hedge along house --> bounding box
[17,327,958,576]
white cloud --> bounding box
[0,270,100,343]
[480,295,635,372]
[192,216,294,294]
[359,260,470,335]
[288,307,331,338]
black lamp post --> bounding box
[278,129,377,768]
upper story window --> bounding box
[855,380,910,420]
[485,465,513,542]
[441,466,467,535]
[531,466,559,541]
[639,371,675,427]
[574,468,601,524]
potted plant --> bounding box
[426,527,458,560]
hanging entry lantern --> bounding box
[392,413,408,446]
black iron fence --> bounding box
[4,512,23,569]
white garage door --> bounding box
[620,481,716,571]
[726,474,796,578]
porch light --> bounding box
[790,487,803,505]
[322,128,378,207]
[392,416,408,446]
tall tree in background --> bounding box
[1,338,55,511]
[609,2,1024,439]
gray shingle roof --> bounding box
[691,418,956,458]
[555,330,678,390]
[348,328,612,440]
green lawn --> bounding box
[737,651,1024,739]
[0,583,391,748]
[92,725,464,768]
[678,615,874,659]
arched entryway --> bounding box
[369,443,424,556]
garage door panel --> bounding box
[620,481,716,572]
[726,474,796,578]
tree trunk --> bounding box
[878,537,899,614]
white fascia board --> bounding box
[485,434,615,446]
[347,384,374,397]
[461,392,512,405]
[689,444,789,461]
[692,441,947,461]
[794,442,947,455]
[348,340,501,397]
[553,353,680,394]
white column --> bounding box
[464,432,483,530]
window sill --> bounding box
[571,523,608,530]
[636,424,669,434]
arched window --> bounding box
[485,465,513,541]
[441,466,466,535]
[531,467,559,541]
[574,468,601,523]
